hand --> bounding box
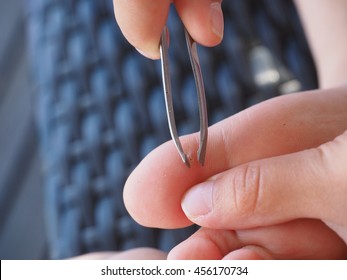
[123,85,347,259]
[113,0,224,59]
[73,248,167,260]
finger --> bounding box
[113,0,224,59]
[175,0,224,46]
[181,130,347,230]
[222,246,272,260]
[234,219,347,260]
[167,228,242,260]
[73,248,167,260]
[113,0,171,59]
[108,248,167,259]
[124,87,347,228]
[168,219,347,260]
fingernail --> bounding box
[210,2,224,40]
[182,181,214,218]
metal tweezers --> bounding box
[160,26,208,168]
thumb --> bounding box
[175,0,224,47]
[181,130,347,230]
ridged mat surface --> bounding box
[27,0,317,259]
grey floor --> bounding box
[0,1,46,259]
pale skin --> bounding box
[81,0,347,259]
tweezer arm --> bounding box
[160,26,190,167]
[184,29,208,166]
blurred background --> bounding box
[0,0,46,259]
[0,0,317,259]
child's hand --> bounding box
[113,0,224,59]
[123,85,347,259]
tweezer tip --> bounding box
[182,154,191,168]
[197,153,206,167]
[197,140,207,166]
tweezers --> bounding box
[160,26,208,168]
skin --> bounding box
[73,248,167,260]
[106,0,347,259]
[113,0,224,59]
[294,0,347,88]
[124,86,347,259]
